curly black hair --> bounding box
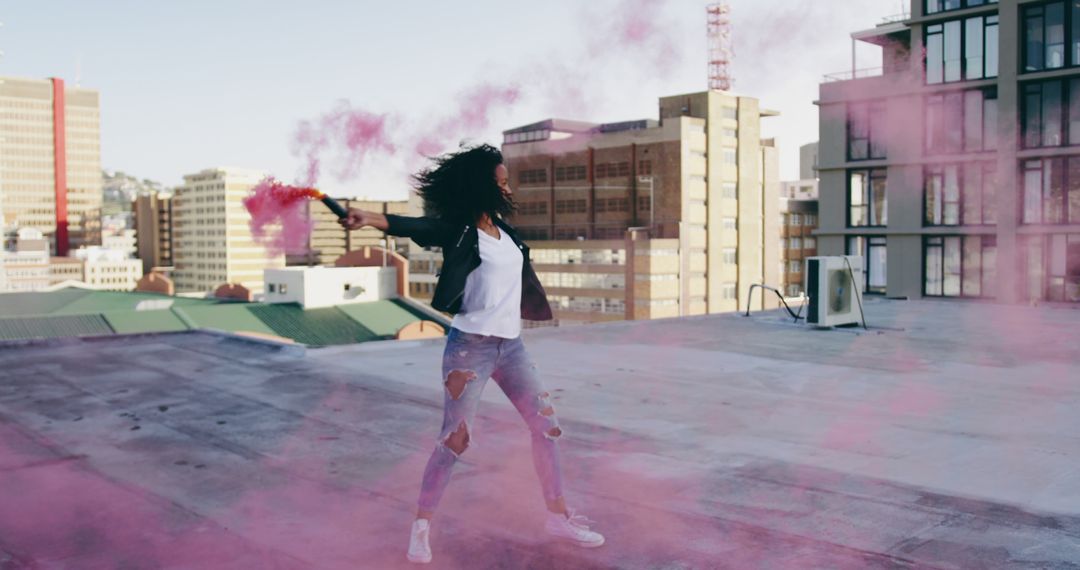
[413,143,515,224]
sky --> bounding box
[1,0,906,200]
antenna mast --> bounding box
[707,2,733,91]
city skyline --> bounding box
[1,0,900,198]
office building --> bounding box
[498,91,780,319]
[779,142,820,297]
[171,168,283,295]
[133,193,174,275]
[819,1,1080,303]
[0,76,101,254]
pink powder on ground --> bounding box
[242,177,321,256]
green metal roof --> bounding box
[336,300,422,337]
[51,290,221,315]
[0,287,440,346]
[174,304,277,337]
[0,314,114,340]
[0,288,94,317]
[103,310,190,335]
[247,303,379,347]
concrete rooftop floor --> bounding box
[2,299,1080,569]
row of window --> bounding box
[518,202,548,216]
[779,237,818,250]
[924,2,1080,83]
[517,160,656,185]
[555,165,587,182]
[843,232,1080,303]
[848,88,998,160]
[549,295,626,314]
[537,271,625,289]
[595,198,630,213]
[781,213,817,226]
[519,169,547,185]
[848,160,1078,227]
[926,14,999,84]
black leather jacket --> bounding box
[385,214,554,321]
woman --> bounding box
[339,144,604,564]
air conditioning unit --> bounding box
[804,256,864,327]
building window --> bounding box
[722,217,737,230]
[804,214,817,226]
[847,101,887,160]
[790,237,802,250]
[1022,157,1080,224]
[847,236,887,294]
[722,248,737,264]
[924,235,997,298]
[722,182,737,199]
[926,0,998,15]
[804,237,816,249]
[518,201,549,216]
[722,107,737,120]
[1022,2,1080,73]
[555,165,587,182]
[1022,234,1080,301]
[268,283,276,293]
[926,15,999,84]
[518,169,548,185]
[595,162,630,179]
[637,160,653,176]
[1022,78,1080,148]
[721,283,737,299]
[927,88,997,153]
[789,260,801,272]
[555,199,587,214]
[779,238,787,251]
[279,284,288,294]
[790,214,801,226]
[925,163,997,226]
[848,169,888,227]
[722,149,737,164]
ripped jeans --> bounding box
[416,327,564,513]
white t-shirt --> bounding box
[450,227,523,338]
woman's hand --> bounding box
[338,208,388,231]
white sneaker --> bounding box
[544,509,605,548]
[406,519,432,564]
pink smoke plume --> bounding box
[291,101,397,187]
[289,0,684,189]
[413,84,522,157]
[589,0,681,70]
[242,177,322,255]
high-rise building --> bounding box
[286,198,409,267]
[0,76,102,255]
[133,193,174,275]
[819,2,1080,304]
[499,91,780,318]
[779,142,820,297]
[171,168,283,295]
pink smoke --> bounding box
[291,101,397,187]
[589,0,681,70]
[242,177,320,255]
[289,0,685,190]
[413,84,522,157]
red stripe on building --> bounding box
[51,77,69,256]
